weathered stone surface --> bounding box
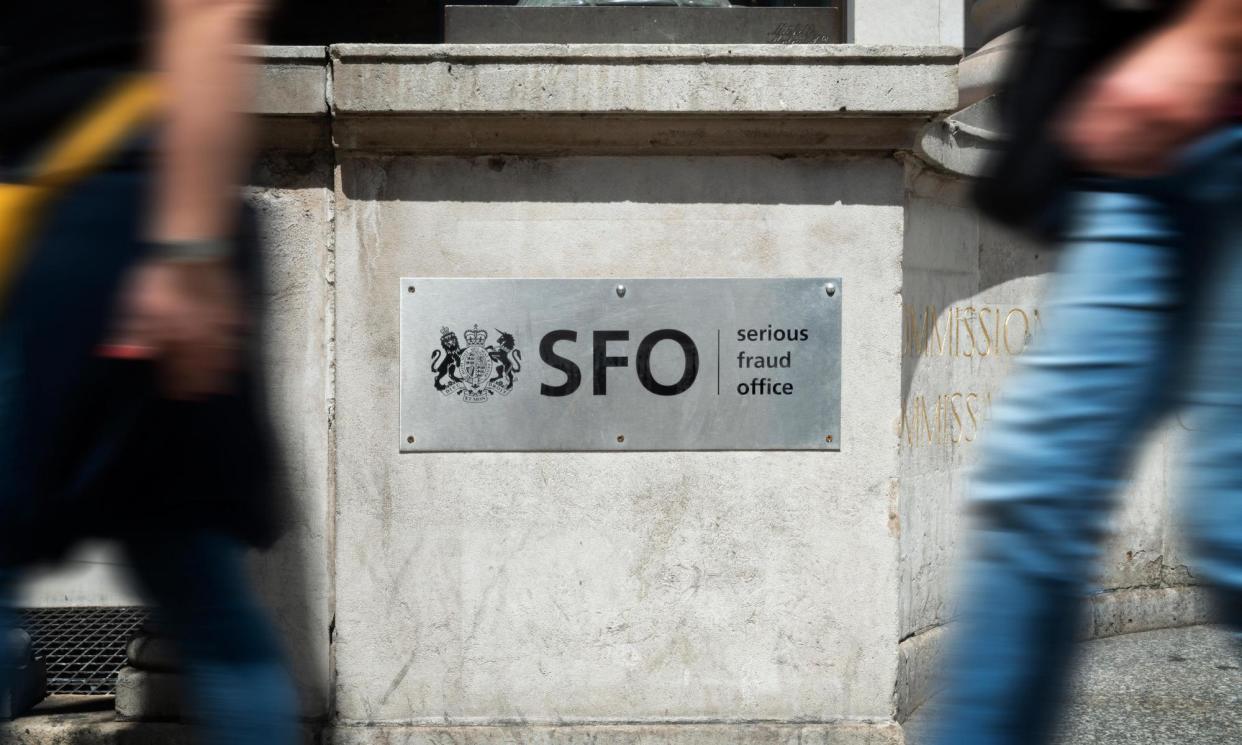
[250,46,329,116]
[330,722,906,745]
[331,153,906,723]
[14,544,142,607]
[114,668,181,721]
[244,150,337,719]
[1085,586,1213,640]
[957,29,1020,108]
[329,44,960,116]
[914,96,1003,178]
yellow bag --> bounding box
[0,76,160,300]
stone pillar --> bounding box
[1,629,46,720]
[322,43,958,745]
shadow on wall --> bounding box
[895,159,1055,722]
[338,155,906,207]
[246,150,336,724]
[899,162,1054,428]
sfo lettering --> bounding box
[539,330,699,397]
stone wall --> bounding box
[12,26,1213,743]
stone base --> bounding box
[2,712,903,745]
[895,584,1215,723]
[0,696,317,745]
[114,668,182,721]
[1085,586,1213,640]
[329,722,904,745]
[0,661,47,721]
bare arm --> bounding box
[104,0,266,399]
[1059,0,1242,178]
[150,0,266,242]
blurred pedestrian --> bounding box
[0,0,297,741]
[933,0,1242,743]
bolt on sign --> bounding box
[400,278,842,451]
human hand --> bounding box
[1058,22,1239,178]
[101,257,247,400]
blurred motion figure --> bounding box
[933,0,1242,743]
[0,0,297,741]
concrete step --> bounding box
[904,625,1242,744]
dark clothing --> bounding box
[0,162,285,567]
[0,531,299,740]
[0,0,148,170]
[973,0,1182,235]
[0,0,284,567]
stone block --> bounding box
[115,668,182,722]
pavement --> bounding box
[3,625,1238,744]
[903,625,1242,744]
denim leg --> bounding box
[931,188,1192,745]
[124,532,298,745]
[1178,138,1242,630]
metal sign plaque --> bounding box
[400,278,841,452]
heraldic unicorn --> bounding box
[432,324,522,402]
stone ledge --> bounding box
[251,45,329,116]
[325,43,958,153]
[331,43,962,62]
[245,44,960,153]
[329,44,960,117]
[249,46,330,150]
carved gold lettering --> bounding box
[923,306,946,356]
[978,307,993,357]
[960,307,978,358]
[1004,309,1030,356]
[901,390,994,449]
[902,305,1038,358]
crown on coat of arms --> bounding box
[463,324,488,346]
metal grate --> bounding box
[19,607,149,695]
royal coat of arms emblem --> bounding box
[431,324,522,402]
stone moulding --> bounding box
[249,44,961,155]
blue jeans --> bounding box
[0,532,298,744]
[931,126,1242,745]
